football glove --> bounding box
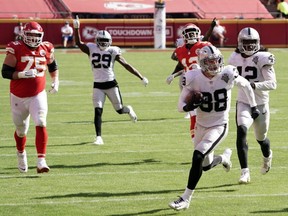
[49,78,59,94]
[251,106,260,120]
[183,91,203,111]
[73,16,80,29]
[166,74,174,85]
[250,82,256,89]
[18,69,38,79]
[141,77,149,87]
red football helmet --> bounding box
[22,22,44,48]
[181,23,201,45]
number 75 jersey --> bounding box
[87,43,121,82]
[6,40,54,98]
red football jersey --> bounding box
[6,40,54,98]
[175,41,211,71]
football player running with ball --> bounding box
[73,17,149,145]
[228,27,276,184]
[1,21,59,173]
[169,45,260,211]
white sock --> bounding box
[241,168,249,172]
[182,188,194,201]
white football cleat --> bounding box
[168,197,190,211]
[239,168,250,184]
[261,150,272,174]
[94,136,104,145]
[127,105,137,123]
[221,148,232,172]
[17,150,28,173]
[37,158,50,173]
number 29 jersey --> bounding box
[87,43,121,82]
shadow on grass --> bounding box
[35,184,237,200]
[34,184,237,215]
[35,189,183,199]
[51,141,92,147]
[64,116,182,124]
[108,208,176,216]
[251,207,288,214]
[49,158,161,169]
[0,174,41,179]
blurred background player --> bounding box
[73,17,149,145]
[1,21,59,173]
[61,21,74,48]
[169,45,259,211]
[228,27,276,184]
[166,20,215,137]
[170,18,216,61]
[13,22,23,41]
[211,19,227,47]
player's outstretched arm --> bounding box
[116,55,148,86]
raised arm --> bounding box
[202,18,217,42]
[73,16,89,55]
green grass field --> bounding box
[0,47,287,216]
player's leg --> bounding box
[169,149,203,211]
[11,94,30,173]
[107,87,137,122]
[200,124,230,172]
[93,88,106,145]
[168,124,205,211]
[253,104,272,174]
[30,90,49,173]
[236,102,253,183]
[63,36,68,47]
[189,111,196,138]
[169,124,229,211]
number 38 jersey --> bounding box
[87,43,121,82]
[179,65,256,128]
[228,51,276,105]
[6,40,54,98]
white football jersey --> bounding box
[228,51,276,105]
[179,65,257,127]
[87,43,121,82]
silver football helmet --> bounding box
[95,30,112,50]
[198,45,224,76]
[181,23,201,45]
[237,27,260,56]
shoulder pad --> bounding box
[254,52,275,67]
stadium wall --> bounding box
[0,18,288,48]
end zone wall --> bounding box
[0,19,287,48]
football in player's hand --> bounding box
[185,90,203,106]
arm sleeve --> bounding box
[178,86,190,112]
[234,75,257,107]
[1,64,15,80]
[254,65,277,90]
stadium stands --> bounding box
[191,0,273,19]
[0,0,274,19]
[0,0,60,19]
